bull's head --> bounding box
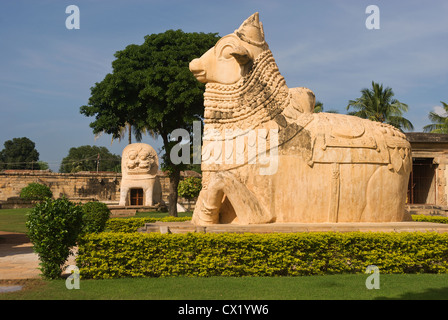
[189,12,269,85]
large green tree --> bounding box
[423,101,448,134]
[0,137,42,170]
[80,29,219,216]
[59,145,121,173]
[347,81,413,131]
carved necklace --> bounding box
[203,50,290,132]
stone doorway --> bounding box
[130,188,144,206]
[408,158,437,204]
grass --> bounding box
[0,208,31,233]
[0,208,190,234]
[1,274,448,300]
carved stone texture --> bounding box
[189,12,412,225]
[119,143,162,206]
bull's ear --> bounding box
[230,46,251,65]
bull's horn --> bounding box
[230,45,251,65]
[235,12,266,47]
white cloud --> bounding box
[433,105,448,117]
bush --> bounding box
[77,231,448,279]
[20,182,53,200]
[178,177,202,200]
[412,215,448,224]
[81,201,111,234]
[26,197,83,279]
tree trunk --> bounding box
[168,168,180,217]
[160,130,181,217]
[128,123,132,144]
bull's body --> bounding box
[189,13,411,225]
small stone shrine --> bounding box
[119,143,162,206]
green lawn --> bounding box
[0,208,31,233]
[2,274,448,300]
[0,208,188,234]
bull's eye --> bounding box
[219,45,234,60]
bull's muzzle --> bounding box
[189,58,207,83]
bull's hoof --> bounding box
[191,212,219,226]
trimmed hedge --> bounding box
[82,201,111,234]
[412,215,448,224]
[105,216,192,233]
[77,231,448,279]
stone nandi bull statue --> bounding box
[189,12,411,225]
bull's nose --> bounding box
[189,58,207,83]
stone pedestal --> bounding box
[138,221,448,234]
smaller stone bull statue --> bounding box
[189,12,412,225]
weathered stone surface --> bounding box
[139,221,448,234]
[189,12,412,225]
[109,208,137,217]
[0,170,121,203]
[119,143,163,206]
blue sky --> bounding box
[1,0,447,171]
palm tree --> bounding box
[95,123,158,145]
[115,123,152,145]
[423,101,448,133]
[346,81,414,131]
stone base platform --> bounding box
[138,221,448,234]
[108,204,166,217]
[406,204,448,217]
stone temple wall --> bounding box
[0,170,121,204]
[0,170,200,208]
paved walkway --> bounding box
[0,231,78,281]
[0,232,40,280]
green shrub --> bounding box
[81,201,111,234]
[26,197,83,279]
[178,177,202,200]
[105,216,192,233]
[412,215,448,224]
[20,182,53,200]
[77,231,448,279]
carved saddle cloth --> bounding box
[308,113,411,172]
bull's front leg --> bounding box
[192,175,225,225]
